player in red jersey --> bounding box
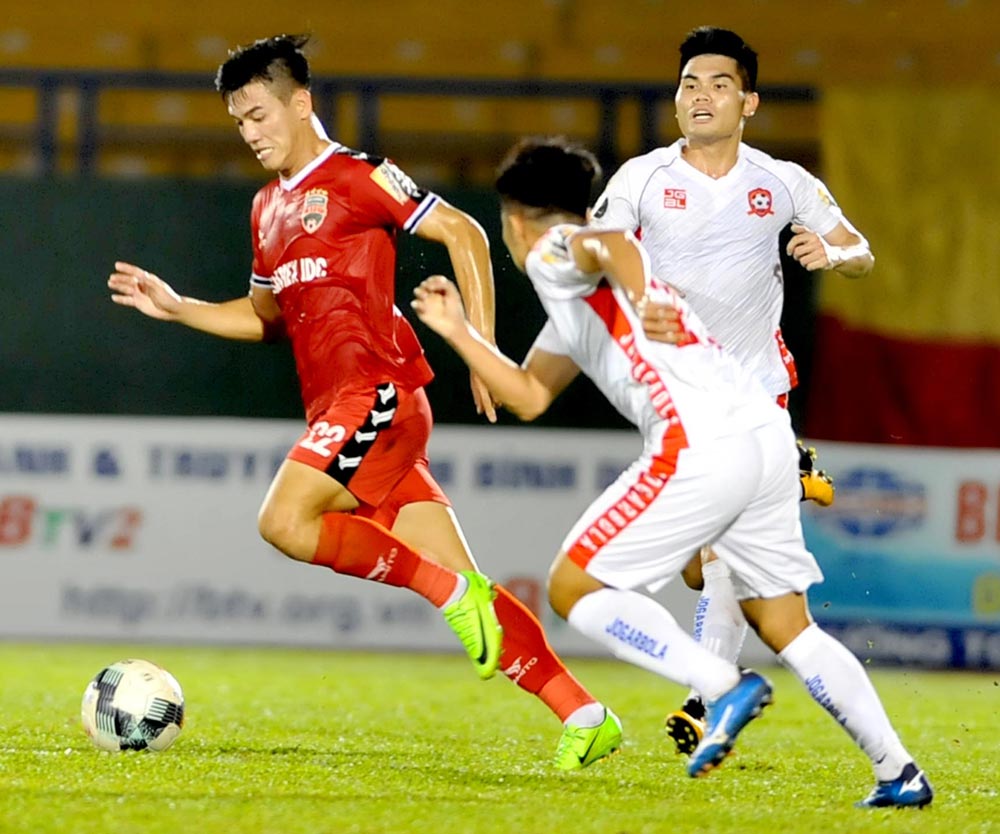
[107,34,620,769]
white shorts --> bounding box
[562,417,823,599]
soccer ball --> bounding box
[80,658,185,751]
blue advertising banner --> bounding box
[801,441,1000,668]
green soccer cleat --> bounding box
[442,570,503,680]
[554,708,623,771]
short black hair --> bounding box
[215,34,311,99]
[678,27,758,92]
[495,137,601,220]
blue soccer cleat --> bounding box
[686,669,773,777]
[855,762,934,809]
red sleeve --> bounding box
[349,157,437,231]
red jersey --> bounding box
[250,143,435,422]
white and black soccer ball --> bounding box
[81,659,185,751]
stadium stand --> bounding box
[0,0,990,180]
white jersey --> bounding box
[591,140,846,397]
[526,224,782,449]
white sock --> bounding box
[685,559,749,705]
[778,623,913,780]
[567,588,740,701]
[695,559,749,662]
[440,573,468,609]
[564,702,607,728]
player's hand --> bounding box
[630,290,685,344]
[786,225,831,271]
[411,275,468,340]
[108,262,184,320]
[412,276,499,423]
[470,373,498,424]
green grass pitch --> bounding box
[0,643,997,834]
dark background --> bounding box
[1,178,816,431]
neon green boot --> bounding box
[554,708,623,770]
[442,570,503,680]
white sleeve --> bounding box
[528,319,570,357]
[525,225,602,301]
[590,163,640,232]
[787,164,845,237]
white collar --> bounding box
[675,138,746,181]
[279,142,341,191]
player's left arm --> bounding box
[414,200,498,422]
[414,201,495,342]
[785,169,873,278]
[786,219,874,278]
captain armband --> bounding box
[818,234,872,267]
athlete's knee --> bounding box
[257,503,294,554]
[546,561,573,620]
[547,552,602,620]
[740,593,811,653]
[547,580,575,621]
[257,499,319,561]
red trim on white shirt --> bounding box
[566,464,673,568]
[775,328,799,391]
[566,283,689,568]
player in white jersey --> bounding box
[411,137,931,808]
[590,27,874,752]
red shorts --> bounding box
[287,383,450,526]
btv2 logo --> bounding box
[0,495,142,549]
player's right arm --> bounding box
[108,261,274,342]
[411,275,579,421]
[517,344,582,421]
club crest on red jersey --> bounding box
[663,188,687,210]
[746,188,774,217]
[301,188,329,233]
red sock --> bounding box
[493,585,596,721]
[313,513,458,608]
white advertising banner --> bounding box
[0,415,707,658]
[3,416,998,667]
